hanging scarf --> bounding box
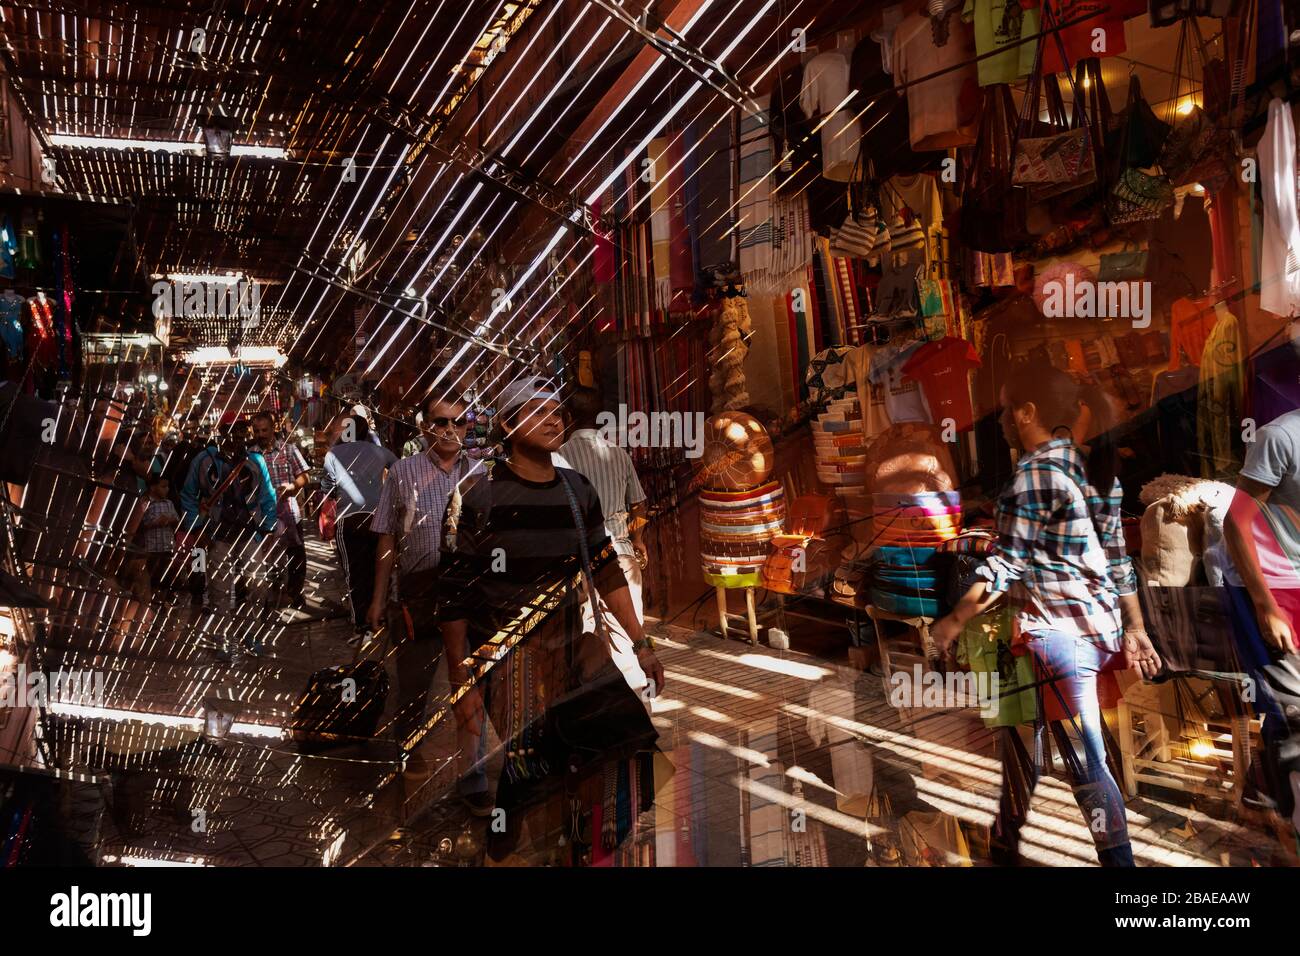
[648,137,672,312]
[738,95,773,278]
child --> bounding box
[139,473,180,588]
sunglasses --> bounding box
[429,416,467,428]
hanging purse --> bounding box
[1012,12,1095,193]
[959,84,1029,254]
[1106,74,1175,224]
[1097,242,1150,281]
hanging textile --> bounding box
[697,116,736,274]
[648,137,672,312]
[738,95,773,278]
[1198,304,1244,479]
[1257,97,1300,317]
[666,137,695,309]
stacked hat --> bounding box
[866,490,962,619]
[699,481,787,587]
[812,398,867,495]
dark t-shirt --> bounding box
[437,463,628,638]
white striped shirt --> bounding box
[559,428,646,556]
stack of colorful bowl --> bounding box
[812,398,867,496]
[867,490,962,618]
[699,480,787,587]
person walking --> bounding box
[368,392,489,808]
[932,364,1160,867]
[179,417,279,660]
[251,411,310,608]
[321,413,396,643]
[437,377,664,862]
[559,385,652,695]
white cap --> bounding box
[497,375,560,419]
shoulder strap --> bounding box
[557,469,611,646]
[442,456,490,554]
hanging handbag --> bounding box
[1106,74,1175,224]
[959,84,1030,254]
[1013,11,1095,193]
[1097,242,1150,281]
[1158,19,1232,191]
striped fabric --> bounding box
[738,95,773,277]
[648,137,672,312]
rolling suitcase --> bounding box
[291,661,389,753]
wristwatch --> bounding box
[632,637,655,653]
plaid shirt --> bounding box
[261,441,310,521]
[978,439,1136,650]
[370,451,483,576]
[139,498,178,553]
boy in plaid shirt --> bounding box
[139,473,179,586]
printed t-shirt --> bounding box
[869,339,932,424]
[962,0,1040,86]
[892,6,980,151]
[1035,0,1127,75]
[902,336,982,432]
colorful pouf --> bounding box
[699,480,787,587]
[865,490,963,620]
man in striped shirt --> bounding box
[368,393,487,800]
[560,386,650,695]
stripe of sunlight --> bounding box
[663,670,762,701]
[696,647,833,681]
[739,776,885,840]
[779,700,1104,815]
[785,764,839,799]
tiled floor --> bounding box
[388,621,1295,867]
[19,514,1293,867]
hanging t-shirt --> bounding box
[892,4,980,151]
[1037,0,1127,75]
[800,50,862,182]
[1258,97,1300,318]
[1168,295,1221,369]
[869,339,932,423]
[0,294,23,361]
[902,336,982,432]
[962,0,1040,86]
[882,173,943,236]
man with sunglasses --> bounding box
[368,393,488,803]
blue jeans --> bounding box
[995,629,1134,867]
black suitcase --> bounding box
[291,661,389,753]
